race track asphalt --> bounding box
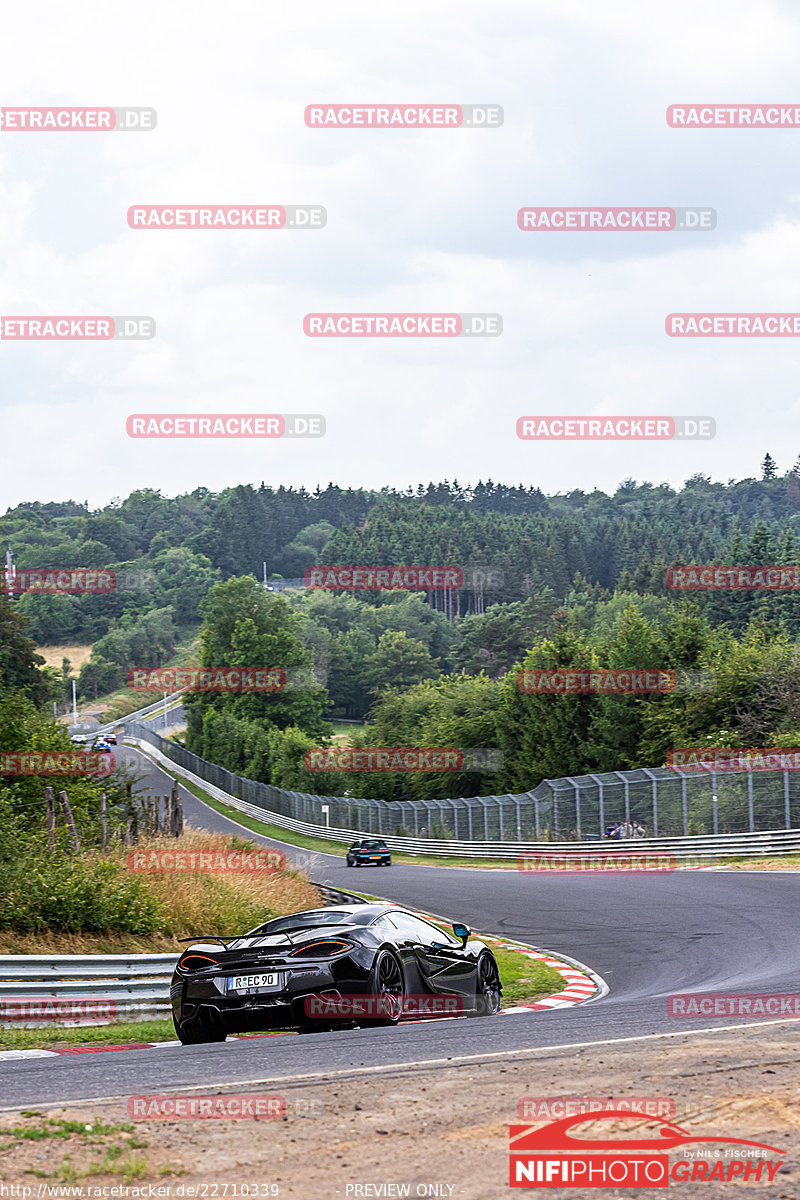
[2,744,798,1108]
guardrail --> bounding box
[0,883,364,1027]
[70,692,186,743]
[0,954,178,1025]
[126,735,800,860]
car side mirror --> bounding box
[452,923,470,945]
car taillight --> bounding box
[179,953,219,972]
[288,939,352,958]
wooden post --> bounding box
[45,786,56,852]
[58,790,81,852]
[100,792,108,850]
[173,784,183,837]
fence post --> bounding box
[747,768,754,833]
[58,790,81,852]
[785,770,791,830]
[711,772,718,835]
[45,785,56,852]
[100,792,108,850]
[651,776,658,837]
[681,775,688,837]
[570,780,581,838]
[173,784,183,837]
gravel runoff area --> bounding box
[0,1022,798,1198]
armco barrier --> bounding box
[0,954,177,1025]
[0,883,362,1027]
[125,734,800,861]
[71,692,186,743]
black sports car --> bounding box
[346,838,392,867]
[171,903,502,1044]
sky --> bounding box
[2,0,800,511]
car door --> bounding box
[387,914,475,1002]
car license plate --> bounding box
[227,973,281,993]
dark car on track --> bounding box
[171,903,502,1044]
[346,838,392,867]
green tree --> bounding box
[0,592,50,705]
[184,576,328,756]
[365,631,439,697]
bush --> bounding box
[0,852,164,934]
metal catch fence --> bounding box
[125,722,800,841]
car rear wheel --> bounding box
[470,952,501,1017]
[357,950,405,1027]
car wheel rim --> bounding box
[478,957,500,1014]
[377,954,403,1018]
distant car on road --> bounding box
[94,738,112,752]
[105,732,117,745]
[346,838,392,867]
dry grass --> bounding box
[36,643,94,671]
[0,829,321,954]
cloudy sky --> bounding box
[2,0,800,510]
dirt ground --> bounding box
[1,1022,798,1198]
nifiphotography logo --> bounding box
[509,1111,785,1187]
